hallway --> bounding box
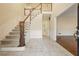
[0,37,73,56]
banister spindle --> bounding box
[30,9,32,24]
[24,8,26,16]
[41,3,42,13]
[51,3,52,11]
[18,3,41,47]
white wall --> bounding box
[57,4,77,36]
[50,15,56,41]
[30,14,42,38]
[50,3,77,41]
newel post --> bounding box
[18,21,25,47]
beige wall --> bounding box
[0,3,26,40]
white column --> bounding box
[50,16,57,41]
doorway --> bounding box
[42,14,51,38]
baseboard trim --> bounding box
[0,46,25,51]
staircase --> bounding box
[0,3,42,51]
[0,25,24,51]
[0,3,52,51]
[0,20,31,51]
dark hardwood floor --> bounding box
[57,36,77,56]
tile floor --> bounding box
[0,37,73,56]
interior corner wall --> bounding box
[50,3,77,41]
[0,3,26,41]
[57,4,77,36]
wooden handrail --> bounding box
[24,8,31,16]
[23,3,41,23]
[19,3,52,47]
[31,3,41,12]
[24,13,31,22]
[18,3,41,47]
